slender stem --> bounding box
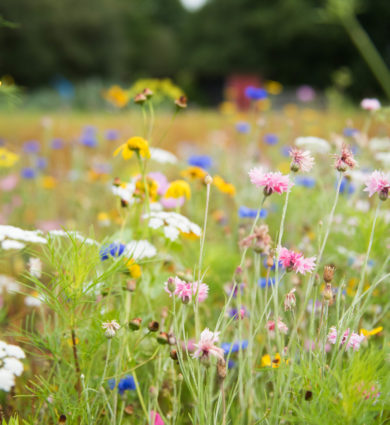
[195,181,211,339]
[71,328,81,395]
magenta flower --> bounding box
[266,318,289,336]
[364,170,390,200]
[360,98,381,111]
[193,328,224,361]
[327,326,365,351]
[164,276,208,303]
[289,148,315,173]
[279,247,316,275]
[150,411,164,425]
[248,169,292,196]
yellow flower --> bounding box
[165,180,191,200]
[261,354,272,367]
[213,175,236,196]
[360,326,383,337]
[41,176,57,189]
[0,147,19,168]
[125,259,142,278]
[261,353,284,368]
[114,137,151,160]
[135,177,158,201]
[181,166,207,181]
[265,80,283,95]
[103,85,129,108]
[181,231,200,240]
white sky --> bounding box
[180,0,207,11]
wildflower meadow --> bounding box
[0,86,389,424]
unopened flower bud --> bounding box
[263,187,273,197]
[175,95,187,109]
[124,405,134,415]
[323,265,335,283]
[121,199,128,208]
[168,332,176,345]
[58,415,67,424]
[148,321,159,332]
[157,331,169,345]
[336,163,348,173]
[134,93,147,105]
[126,279,137,292]
[129,317,142,330]
[142,88,154,99]
[182,295,190,304]
[204,175,213,185]
[113,177,121,187]
[217,358,226,380]
[267,255,274,268]
[167,277,176,293]
[170,349,178,360]
[323,283,333,301]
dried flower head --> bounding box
[102,320,120,338]
[289,148,315,173]
[323,265,335,283]
[334,145,357,172]
[284,288,296,311]
[175,95,188,109]
[193,328,224,362]
[239,224,272,255]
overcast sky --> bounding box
[180,0,207,11]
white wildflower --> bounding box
[143,212,201,241]
[150,147,178,164]
[0,341,25,392]
[124,240,157,260]
[1,240,26,250]
[28,257,42,278]
[295,137,331,154]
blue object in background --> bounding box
[238,206,267,219]
[188,155,212,170]
[235,121,251,134]
[245,86,268,100]
[21,167,36,179]
[295,176,316,189]
[264,133,278,145]
[100,242,126,261]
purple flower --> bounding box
[21,168,36,179]
[235,121,251,134]
[105,129,119,141]
[264,133,278,145]
[23,140,40,154]
[51,139,64,150]
[36,157,48,170]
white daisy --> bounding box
[124,240,157,260]
[111,181,136,204]
[150,147,178,164]
[143,212,201,241]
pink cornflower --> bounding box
[266,318,289,336]
[164,276,208,303]
[334,144,357,172]
[279,247,316,275]
[360,98,381,111]
[289,148,315,173]
[284,288,296,311]
[364,170,390,201]
[248,169,292,196]
[150,411,164,425]
[193,328,224,361]
[327,326,365,351]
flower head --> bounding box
[0,341,25,392]
[279,247,316,275]
[284,288,296,311]
[364,170,390,201]
[165,180,191,200]
[181,166,207,181]
[113,137,150,160]
[164,276,208,303]
[289,148,314,173]
[193,328,224,361]
[213,175,236,196]
[0,148,19,168]
[245,86,268,101]
[266,318,288,336]
[28,257,42,278]
[334,145,357,172]
[360,98,381,111]
[102,320,120,338]
[249,169,292,196]
[327,326,365,351]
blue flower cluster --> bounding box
[100,242,126,261]
[108,375,136,395]
[80,126,98,148]
[295,176,316,189]
[258,277,276,288]
[221,340,249,355]
[263,133,278,145]
[187,155,212,170]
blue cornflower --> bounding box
[105,129,119,141]
[100,242,126,261]
[280,146,291,157]
[36,157,48,170]
[264,133,278,145]
[23,140,40,154]
[227,360,235,369]
[235,121,251,134]
[238,206,267,219]
[343,127,359,138]
[338,177,355,195]
[188,155,212,170]
[21,167,36,179]
[221,340,249,355]
[51,139,64,150]
[295,176,316,189]
[258,277,275,288]
[245,86,268,101]
[80,126,98,148]
[108,375,136,395]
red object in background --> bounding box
[225,74,262,110]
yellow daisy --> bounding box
[113,137,151,160]
[165,180,191,200]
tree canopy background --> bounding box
[0,0,389,102]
